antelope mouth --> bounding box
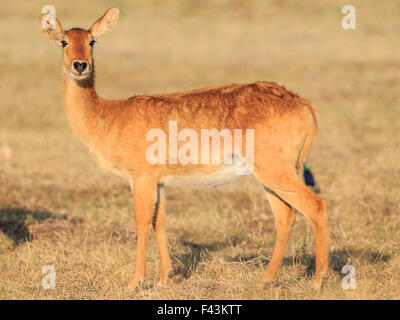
[68,69,91,81]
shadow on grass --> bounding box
[227,248,391,279]
[0,208,67,246]
[172,239,231,279]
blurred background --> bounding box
[0,0,399,299]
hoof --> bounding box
[259,278,274,289]
[157,268,174,288]
[157,278,169,288]
[167,268,174,278]
[312,280,322,291]
[127,278,144,293]
[312,272,328,291]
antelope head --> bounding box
[38,8,119,81]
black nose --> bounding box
[73,61,87,73]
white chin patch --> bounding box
[69,71,89,80]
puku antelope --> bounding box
[38,8,329,291]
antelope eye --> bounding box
[89,40,96,47]
[61,40,68,47]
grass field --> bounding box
[0,0,399,299]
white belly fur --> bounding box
[160,162,248,189]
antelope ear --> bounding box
[89,8,119,39]
[38,13,64,40]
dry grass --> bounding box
[0,0,399,299]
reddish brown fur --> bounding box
[39,8,329,292]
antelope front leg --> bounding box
[128,177,158,292]
[153,185,173,286]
